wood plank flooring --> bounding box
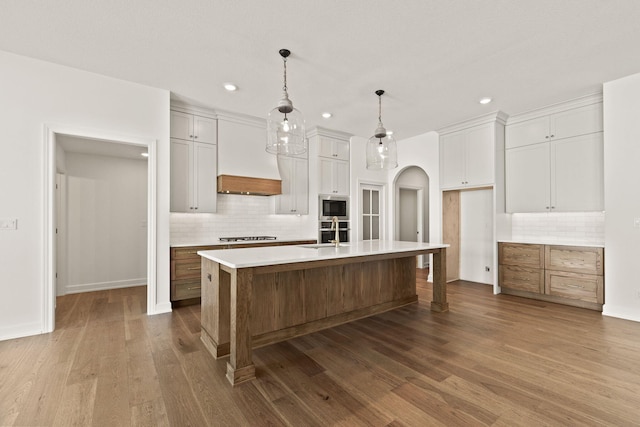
[2,271,640,426]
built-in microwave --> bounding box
[319,195,349,220]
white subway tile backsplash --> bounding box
[512,212,605,245]
[170,194,316,245]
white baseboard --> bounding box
[0,321,43,342]
[64,278,146,295]
[602,305,640,323]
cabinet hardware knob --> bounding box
[195,207,198,210]
[550,134,554,138]
[207,273,212,281]
[546,135,549,139]
[546,206,550,209]
[190,135,194,138]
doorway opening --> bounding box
[43,125,158,333]
[394,166,430,268]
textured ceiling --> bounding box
[2,0,640,140]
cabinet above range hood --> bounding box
[217,175,282,196]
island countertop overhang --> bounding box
[198,240,449,269]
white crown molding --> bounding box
[506,93,603,125]
[437,110,509,135]
[170,101,217,117]
[307,126,353,142]
[214,108,266,129]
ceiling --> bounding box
[2,0,640,140]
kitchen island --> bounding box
[198,240,448,386]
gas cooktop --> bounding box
[219,236,277,242]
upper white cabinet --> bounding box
[318,136,350,161]
[312,132,350,196]
[440,122,496,189]
[276,154,309,214]
[505,103,603,149]
[170,138,217,213]
[505,97,604,213]
[170,110,217,144]
[319,157,349,195]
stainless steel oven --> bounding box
[319,195,349,220]
[319,220,350,244]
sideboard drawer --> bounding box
[499,265,544,294]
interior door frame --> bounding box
[397,185,424,243]
[43,124,158,333]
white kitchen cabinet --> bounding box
[551,133,604,212]
[440,122,494,189]
[276,154,309,214]
[318,136,350,161]
[506,143,551,213]
[170,138,217,213]
[319,157,349,196]
[170,111,217,144]
[506,103,603,149]
[506,133,603,213]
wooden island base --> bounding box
[200,247,447,386]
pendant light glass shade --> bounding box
[266,49,307,155]
[366,90,398,170]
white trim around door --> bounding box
[43,124,159,333]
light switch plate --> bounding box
[0,218,18,230]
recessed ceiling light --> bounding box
[141,152,149,157]
[479,97,492,105]
[322,112,332,119]
[223,83,238,92]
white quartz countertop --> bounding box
[198,240,448,269]
[497,239,604,248]
[171,238,316,248]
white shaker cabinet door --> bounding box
[465,124,494,186]
[440,131,467,188]
[506,143,550,213]
[551,133,604,212]
[193,142,217,213]
[505,116,549,149]
[170,111,194,141]
[193,115,217,144]
[170,139,193,212]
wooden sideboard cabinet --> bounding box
[170,240,316,306]
[499,242,604,311]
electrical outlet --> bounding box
[0,218,17,230]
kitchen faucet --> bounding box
[330,216,340,247]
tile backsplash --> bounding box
[511,211,605,245]
[170,194,316,245]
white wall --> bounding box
[395,166,430,242]
[63,153,147,294]
[603,72,640,322]
[460,189,493,284]
[0,50,170,340]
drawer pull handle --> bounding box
[187,286,201,290]
[565,284,583,289]
[187,267,201,271]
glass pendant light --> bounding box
[366,90,398,170]
[266,49,307,155]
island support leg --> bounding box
[226,268,256,386]
[430,248,449,312]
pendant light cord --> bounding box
[282,57,288,93]
[378,94,383,126]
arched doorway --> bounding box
[394,166,429,267]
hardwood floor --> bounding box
[2,271,640,426]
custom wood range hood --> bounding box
[217,174,282,196]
